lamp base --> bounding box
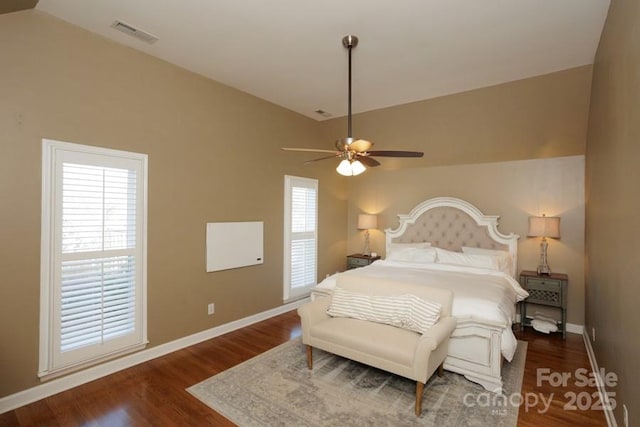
[537,264,551,275]
[362,230,371,256]
[537,238,551,275]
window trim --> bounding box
[283,175,318,302]
[39,139,148,380]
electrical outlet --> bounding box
[623,404,628,427]
[592,327,596,342]
[207,303,215,315]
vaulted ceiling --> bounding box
[13,1,610,121]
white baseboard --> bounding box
[583,330,618,427]
[0,299,308,414]
[566,322,584,334]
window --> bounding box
[39,139,148,379]
[283,175,318,301]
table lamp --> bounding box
[528,214,561,274]
[357,214,377,256]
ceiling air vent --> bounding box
[110,20,159,44]
[314,109,333,118]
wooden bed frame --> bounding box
[385,196,519,392]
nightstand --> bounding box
[346,253,380,270]
[519,270,568,338]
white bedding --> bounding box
[315,259,529,361]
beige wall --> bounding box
[345,156,586,325]
[0,10,347,397]
[586,0,640,424]
[321,66,592,169]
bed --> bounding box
[313,196,528,392]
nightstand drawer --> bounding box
[526,278,562,306]
[527,278,562,291]
[348,257,370,268]
[346,254,380,270]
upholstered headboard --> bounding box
[385,197,519,277]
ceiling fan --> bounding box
[282,35,424,176]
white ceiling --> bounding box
[36,0,610,121]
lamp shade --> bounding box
[357,214,378,230]
[528,215,560,239]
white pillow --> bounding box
[386,246,437,263]
[388,242,431,254]
[327,287,441,334]
[461,246,512,274]
[435,248,500,271]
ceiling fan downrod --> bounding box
[343,35,357,143]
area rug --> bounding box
[188,338,527,426]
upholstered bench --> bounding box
[297,275,457,415]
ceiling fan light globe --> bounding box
[351,160,366,175]
[336,159,354,176]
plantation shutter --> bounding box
[40,140,148,378]
[283,176,318,301]
[59,164,137,352]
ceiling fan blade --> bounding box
[281,147,340,154]
[304,154,341,164]
[349,139,374,153]
[357,155,381,167]
[367,150,424,158]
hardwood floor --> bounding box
[1,311,607,426]
[514,328,608,427]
